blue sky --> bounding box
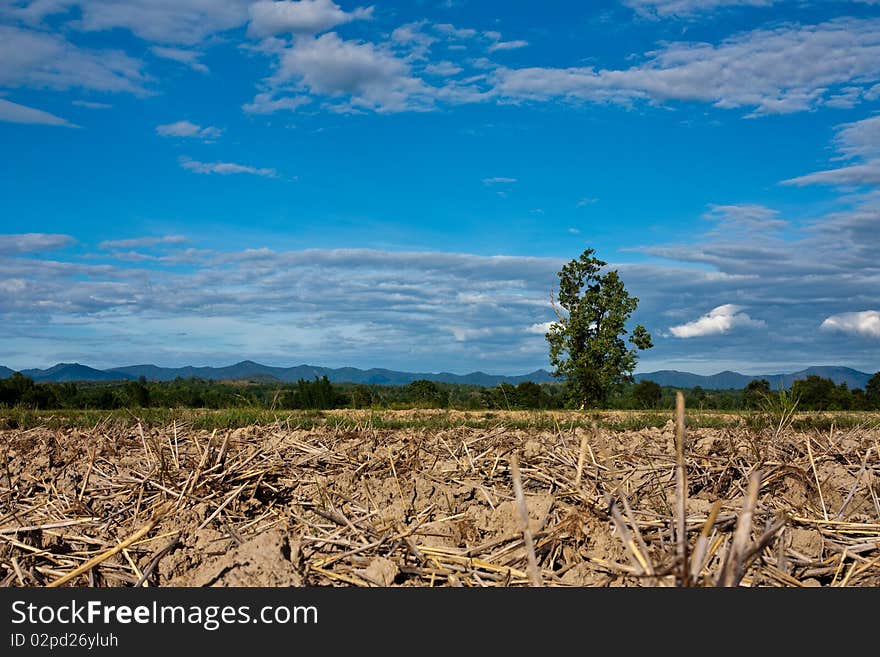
[2,0,880,376]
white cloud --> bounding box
[0,25,148,95]
[0,98,78,127]
[527,321,553,334]
[179,157,279,178]
[150,47,209,73]
[242,92,311,114]
[8,1,253,46]
[0,233,75,254]
[98,235,187,249]
[488,39,528,53]
[247,0,373,38]
[156,120,223,139]
[577,197,598,207]
[669,304,765,338]
[482,176,517,184]
[820,310,880,339]
[492,17,880,116]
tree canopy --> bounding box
[546,248,653,408]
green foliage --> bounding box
[758,386,799,439]
[866,372,880,410]
[791,375,853,410]
[743,379,771,409]
[632,380,662,408]
[546,248,652,409]
[405,379,449,408]
[480,381,556,410]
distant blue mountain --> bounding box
[1,361,873,389]
[19,363,136,383]
[107,361,556,386]
[635,366,874,390]
[2,360,554,386]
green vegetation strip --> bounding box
[1,407,877,432]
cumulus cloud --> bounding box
[527,321,553,334]
[156,120,223,139]
[0,233,75,254]
[492,17,880,116]
[669,304,765,338]
[247,0,374,38]
[98,235,187,250]
[150,47,209,73]
[0,98,78,127]
[821,311,880,339]
[179,157,279,177]
[265,31,435,112]
[0,25,149,95]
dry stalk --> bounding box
[509,453,542,587]
[717,470,762,587]
[675,391,688,586]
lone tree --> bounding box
[546,248,652,408]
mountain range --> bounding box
[0,361,874,389]
[633,366,874,391]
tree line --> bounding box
[1,371,878,411]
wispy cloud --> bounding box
[482,176,517,184]
[488,39,528,52]
[703,204,788,234]
[150,47,209,73]
[7,0,253,46]
[623,0,778,18]
[782,162,880,187]
[179,157,279,178]
[156,120,223,140]
[242,92,311,115]
[0,98,78,127]
[782,115,880,187]
[71,100,112,109]
[0,233,75,254]
[0,25,149,95]
[492,17,880,116]
[98,235,188,250]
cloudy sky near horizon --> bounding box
[2,0,879,375]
